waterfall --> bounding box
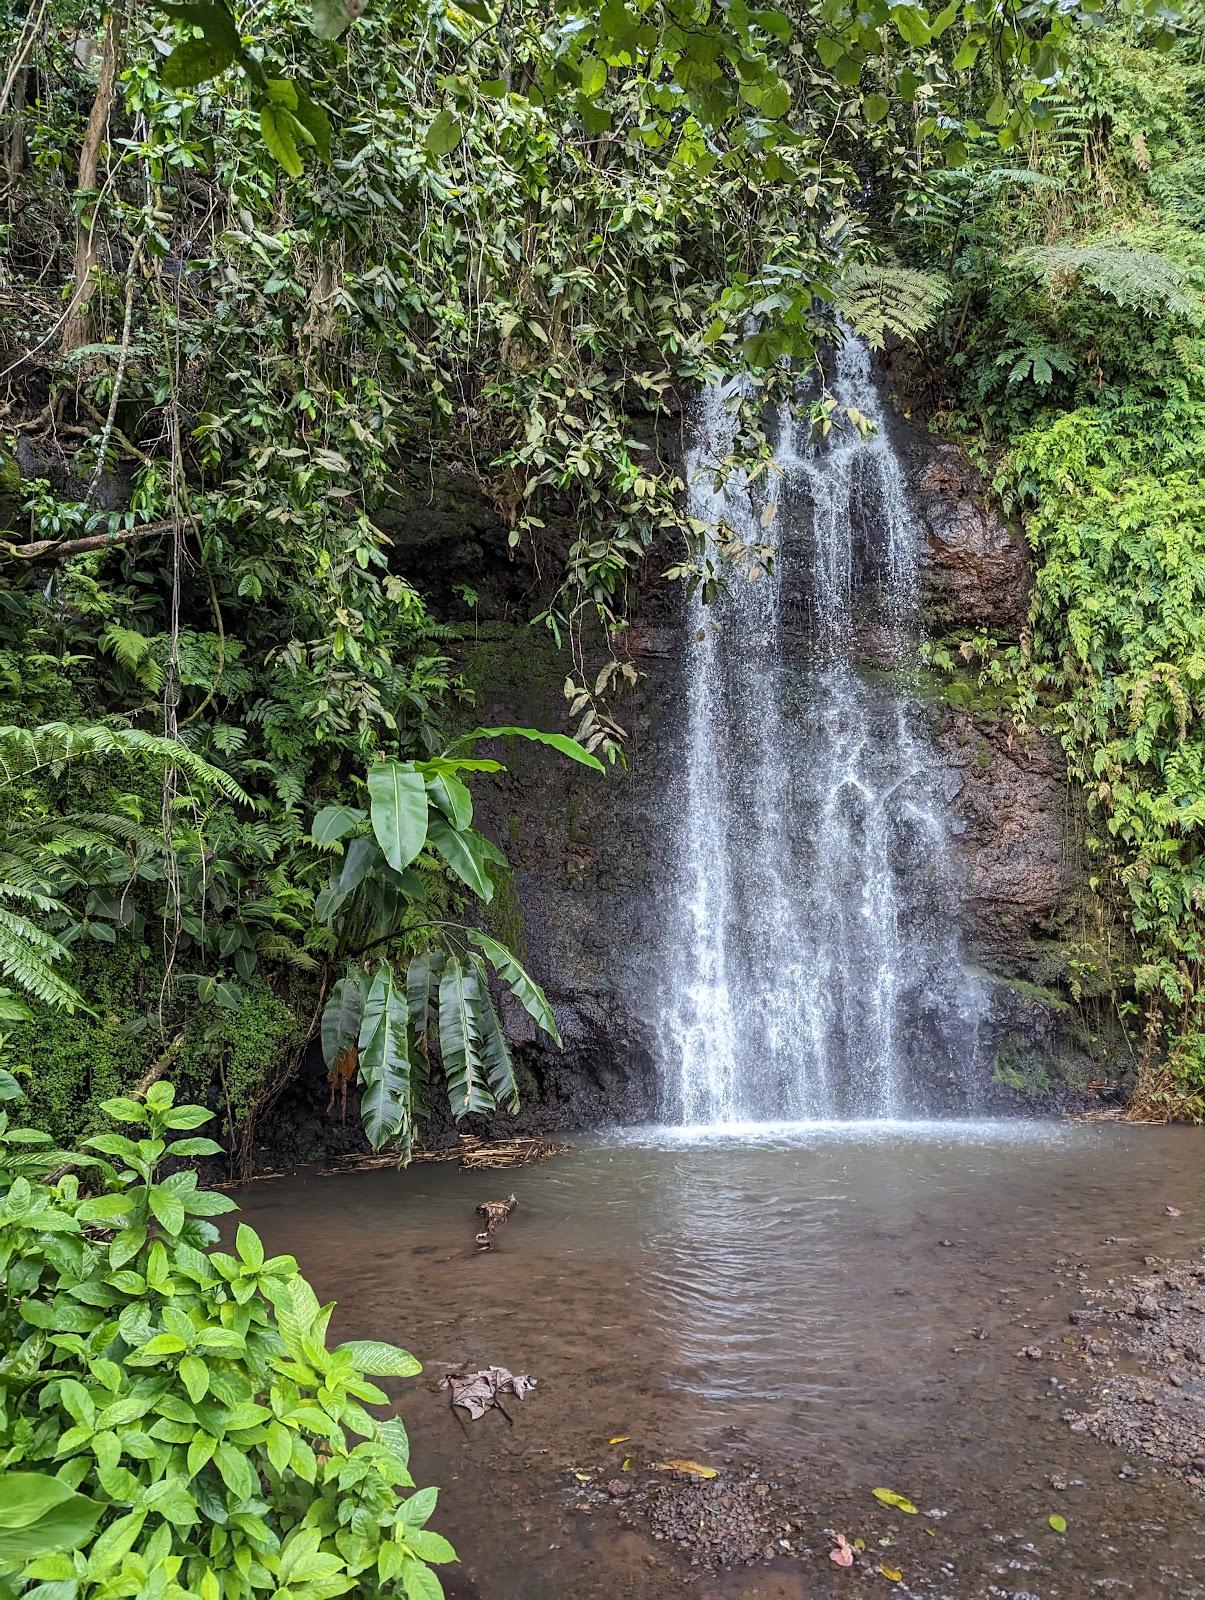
[660,335,982,1125]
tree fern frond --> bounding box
[833,265,951,349]
[1010,240,1201,319]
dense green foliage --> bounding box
[897,9,1205,1113]
[1,0,1110,1139]
[0,1080,453,1597]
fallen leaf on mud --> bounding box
[854,1538,866,1551]
[438,1366,537,1420]
[573,1472,591,1482]
[872,1489,919,1515]
[1049,1513,1067,1534]
[621,1458,633,1471]
[830,1534,855,1568]
[878,1565,903,1582]
[654,1459,717,1479]
[608,1435,630,1445]
[1164,1205,1181,1217]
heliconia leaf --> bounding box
[311,804,366,846]
[356,964,413,1155]
[427,819,505,902]
[438,957,493,1118]
[466,929,561,1046]
[321,974,364,1071]
[367,762,429,873]
[445,724,604,772]
[470,958,519,1114]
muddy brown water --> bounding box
[234,1120,1205,1600]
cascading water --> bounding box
[661,335,983,1125]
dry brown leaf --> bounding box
[653,1459,717,1480]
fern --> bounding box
[994,341,1078,389]
[0,723,252,805]
[834,264,951,349]
[1010,240,1200,319]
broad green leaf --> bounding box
[427,819,504,902]
[424,771,473,831]
[445,725,603,772]
[324,966,366,1068]
[357,965,413,1154]
[470,961,519,1113]
[865,92,889,123]
[311,804,366,845]
[367,762,429,872]
[336,1339,422,1376]
[0,1476,102,1565]
[465,930,561,1045]
[148,1187,186,1236]
[1049,1513,1067,1533]
[401,1555,445,1600]
[425,109,463,156]
[260,103,304,178]
[311,0,359,40]
[438,958,492,1118]
[161,36,236,89]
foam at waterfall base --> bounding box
[605,1117,1074,1150]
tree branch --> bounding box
[0,518,174,563]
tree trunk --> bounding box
[60,10,121,359]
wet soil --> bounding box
[234,1121,1205,1600]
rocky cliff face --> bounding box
[428,418,1123,1130]
[269,404,1121,1153]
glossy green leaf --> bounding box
[367,762,429,872]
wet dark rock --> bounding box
[913,445,1032,637]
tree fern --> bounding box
[1009,240,1200,319]
[833,264,951,349]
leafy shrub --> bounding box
[0,1082,454,1597]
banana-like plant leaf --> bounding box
[427,819,505,902]
[357,964,413,1155]
[466,929,562,1046]
[406,949,445,1043]
[314,835,381,924]
[445,725,604,772]
[470,958,520,1114]
[367,762,429,873]
[438,957,493,1118]
[321,974,364,1071]
[311,804,366,846]
[424,771,473,831]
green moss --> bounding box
[0,447,21,535]
[862,660,1011,716]
[9,939,308,1146]
[992,1048,1052,1098]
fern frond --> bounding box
[1010,240,1201,319]
[0,903,80,1011]
[833,264,951,349]
[0,723,252,806]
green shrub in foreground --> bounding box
[0,1081,454,1599]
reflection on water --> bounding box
[236,1124,1205,1599]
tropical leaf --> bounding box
[438,957,492,1118]
[311,805,366,847]
[426,820,505,902]
[423,771,473,831]
[470,958,520,1114]
[465,929,561,1045]
[314,835,381,923]
[335,1339,421,1377]
[445,725,604,772]
[367,763,429,873]
[834,264,951,349]
[320,974,364,1071]
[356,964,413,1155]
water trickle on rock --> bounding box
[661,335,984,1124]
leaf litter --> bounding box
[438,1365,536,1420]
